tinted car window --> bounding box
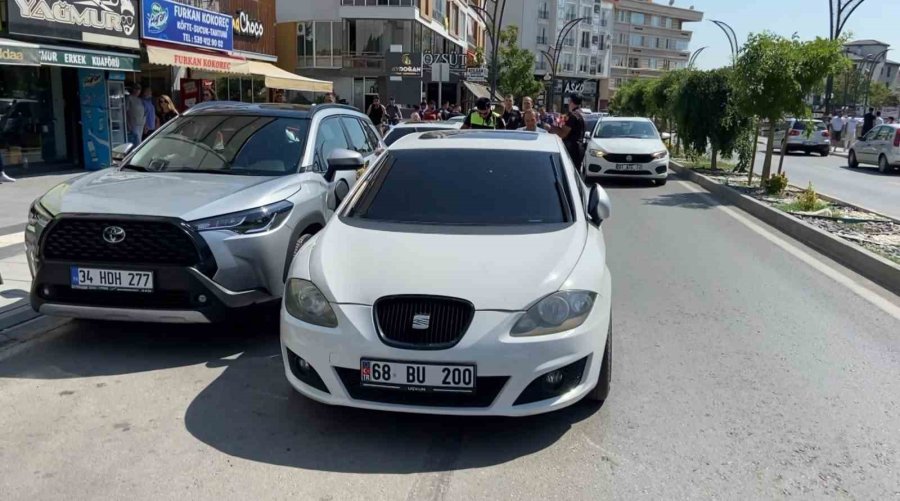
[383,126,454,146]
[341,117,373,155]
[360,119,381,151]
[128,115,308,175]
[313,117,350,172]
[791,121,826,131]
[346,150,570,225]
[875,126,894,140]
[595,121,658,139]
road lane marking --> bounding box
[676,180,900,321]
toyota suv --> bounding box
[25,103,384,323]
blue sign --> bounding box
[141,0,233,52]
[78,69,111,171]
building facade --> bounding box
[503,0,613,111]
[609,0,703,92]
[275,0,487,110]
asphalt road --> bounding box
[752,142,900,219]
[2,177,900,499]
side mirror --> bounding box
[584,131,591,140]
[660,132,671,141]
[587,184,611,226]
[111,143,134,164]
[325,148,365,182]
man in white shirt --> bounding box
[844,115,858,149]
[125,83,146,146]
[518,109,548,133]
[876,111,884,126]
[830,112,845,152]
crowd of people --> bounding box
[825,107,895,153]
[124,83,180,146]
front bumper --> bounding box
[584,155,669,179]
[280,288,612,417]
[785,141,829,153]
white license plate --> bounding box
[361,359,476,392]
[70,267,154,292]
[615,163,642,171]
[804,141,816,145]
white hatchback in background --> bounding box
[584,117,670,185]
[848,124,900,174]
[281,130,614,416]
[773,118,831,157]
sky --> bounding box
[684,0,900,69]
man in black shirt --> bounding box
[862,107,876,136]
[385,97,402,125]
[542,93,586,168]
[366,96,386,127]
[501,95,523,130]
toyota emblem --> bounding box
[102,226,126,244]
[626,155,633,162]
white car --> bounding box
[584,117,670,185]
[281,130,614,416]
[773,118,831,157]
[382,120,462,146]
[848,123,900,174]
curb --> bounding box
[669,161,900,296]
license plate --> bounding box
[804,141,815,145]
[361,359,476,393]
[615,163,642,171]
[70,267,153,293]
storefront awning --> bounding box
[247,61,332,93]
[146,44,250,75]
[0,37,40,66]
[462,81,502,102]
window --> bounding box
[581,31,591,49]
[129,116,309,176]
[629,34,643,47]
[361,120,381,151]
[433,0,445,22]
[315,21,332,67]
[595,120,659,139]
[651,15,661,27]
[614,77,624,87]
[628,57,639,68]
[537,26,548,45]
[617,32,627,45]
[875,126,893,140]
[578,55,590,73]
[616,9,627,22]
[630,12,645,25]
[538,2,549,20]
[648,57,658,69]
[340,117,373,155]
[298,21,342,68]
[582,6,592,22]
[345,150,571,226]
[665,17,673,29]
[612,55,624,67]
[562,52,574,71]
[347,19,385,55]
[313,118,350,173]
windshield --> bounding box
[595,120,659,139]
[126,115,309,175]
[346,150,571,225]
[789,120,826,131]
[383,126,455,146]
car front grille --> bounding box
[374,295,474,349]
[336,368,508,408]
[42,218,203,267]
[604,153,654,163]
[604,169,652,176]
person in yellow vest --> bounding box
[461,98,507,130]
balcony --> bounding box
[538,8,549,20]
[536,36,548,45]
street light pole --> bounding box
[468,0,509,103]
[825,0,870,114]
[709,20,738,64]
[688,47,707,68]
[864,48,890,108]
[542,16,590,112]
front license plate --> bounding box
[616,163,642,171]
[361,359,476,393]
[804,141,815,145]
[70,267,154,293]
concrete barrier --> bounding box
[669,161,900,296]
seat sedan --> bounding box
[584,117,670,185]
[848,124,900,174]
[281,130,613,416]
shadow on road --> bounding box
[642,191,723,210]
[594,178,662,190]
[837,164,897,177]
[182,337,602,473]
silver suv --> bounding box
[25,103,383,323]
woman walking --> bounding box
[156,95,179,127]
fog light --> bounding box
[298,357,311,372]
[42,285,52,297]
[197,294,208,304]
[544,370,564,385]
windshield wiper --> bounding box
[119,164,147,172]
[166,168,246,175]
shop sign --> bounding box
[232,10,264,39]
[422,50,467,70]
[38,47,139,71]
[0,41,40,66]
[142,0,234,52]
[8,0,140,48]
[387,52,422,78]
[556,79,598,97]
[464,67,487,83]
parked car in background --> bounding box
[281,130,614,416]
[382,120,462,146]
[773,118,830,156]
[584,117,670,185]
[26,103,383,323]
[848,123,900,174]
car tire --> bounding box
[293,233,314,257]
[804,150,811,155]
[848,150,859,168]
[879,155,891,174]
[586,316,612,403]
[655,177,668,186]
[820,149,829,157]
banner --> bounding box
[38,47,139,71]
[0,39,40,66]
[78,69,112,171]
[7,0,140,49]
[142,0,233,52]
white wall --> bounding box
[277,0,340,22]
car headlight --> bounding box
[284,279,338,327]
[589,149,606,158]
[189,200,293,233]
[511,290,597,337]
[28,200,53,227]
[651,150,668,159]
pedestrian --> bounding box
[386,97,402,125]
[542,93,586,168]
[422,101,440,121]
[461,97,505,129]
[888,117,896,124]
[202,87,217,102]
[141,87,157,141]
[517,109,547,133]
[440,100,452,121]
[845,114,858,148]
[125,83,146,146]
[366,96,386,128]
[501,95,523,130]
[863,107,876,136]
[409,104,422,122]
[876,110,884,126]
[0,151,13,183]
[323,92,336,104]
[830,111,844,152]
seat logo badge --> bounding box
[102,226,126,244]
[626,155,633,162]
[412,314,430,330]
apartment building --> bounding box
[610,0,703,92]
[275,0,486,109]
[503,0,613,110]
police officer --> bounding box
[461,97,507,130]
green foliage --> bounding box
[672,68,748,165]
[796,182,819,211]
[609,78,652,116]
[867,82,898,109]
[490,26,543,101]
[763,171,789,195]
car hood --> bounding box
[39,169,302,220]
[310,219,587,310]
[590,138,666,154]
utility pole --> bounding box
[468,0,509,103]
[541,16,590,111]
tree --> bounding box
[733,33,848,181]
[488,26,543,101]
[646,70,687,133]
[867,82,897,108]
[672,68,747,170]
[609,78,651,116]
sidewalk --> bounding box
[0,230,36,333]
